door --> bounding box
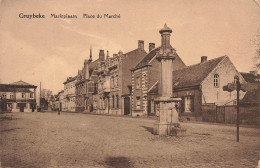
[148,100,151,115]
[18,103,26,112]
[124,97,130,115]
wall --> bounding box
[173,88,202,117]
[131,52,186,117]
[201,57,246,106]
[202,105,259,125]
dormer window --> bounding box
[214,74,219,87]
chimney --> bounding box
[99,50,105,61]
[118,50,123,55]
[201,56,207,63]
[106,50,110,59]
[149,43,155,52]
[138,40,144,50]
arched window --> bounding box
[214,74,219,87]
[234,76,239,84]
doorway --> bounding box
[184,96,194,113]
[124,97,130,115]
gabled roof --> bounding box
[133,47,160,70]
[241,90,259,105]
[148,81,159,94]
[240,72,260,83]
[0,80,37,91]
[89,59,99,70]
[63,76,77,84]
[132,46,185,70]
[172,56,227,90]
[10,80,35,86]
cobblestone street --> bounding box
[0,112,259,168]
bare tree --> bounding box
[41,89,53,100]
[253,28,260,73]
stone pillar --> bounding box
[154,24,185,136]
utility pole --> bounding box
[223,75,257,142]
[236,77,241,142]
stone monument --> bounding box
[153,24,186,136]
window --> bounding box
[112,95,115,108]
[30,93,33,98]
[143,74,147,87]
[214,74,219,87]
[111,76,114,88]
[136,76,141,89]
[115,75,119,87]
[116,95,119,108]
[136,96,141,109]
[10,93,14,99]
[234,76,239,84]
[94,83,98,93]
[21,93,25,98]
[2,93,7,99]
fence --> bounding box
[202,104,259,125]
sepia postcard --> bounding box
[0,0,259,167]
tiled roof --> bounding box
[63,76,77,84]
[133,46,185,70]
[240,72,260,83]
[241,90,259,105]
[89,59,99,70]
[133,47,160,70]
[148,81,159,94]
[172,56,227,90]
[10,80,35,86]
[0,86,30,92]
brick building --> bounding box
[63,76,77,111]
[131,34,186,117]
[0,80,37,112]
[75,48,99,112]
[94,41,147,115]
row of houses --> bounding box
[53,24,259,119]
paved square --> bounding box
[0,112,259,167]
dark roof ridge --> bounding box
[172,55,227,73]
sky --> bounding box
[0,0,259,94]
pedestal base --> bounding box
[153,122,171,135]
[154,122,186,136]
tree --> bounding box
[253,28,260,73]
[41,89,53,100]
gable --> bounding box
[133,46,186,71]
[202,56,246,87]
[172,56,226,89]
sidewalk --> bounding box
[49,110,260,129]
